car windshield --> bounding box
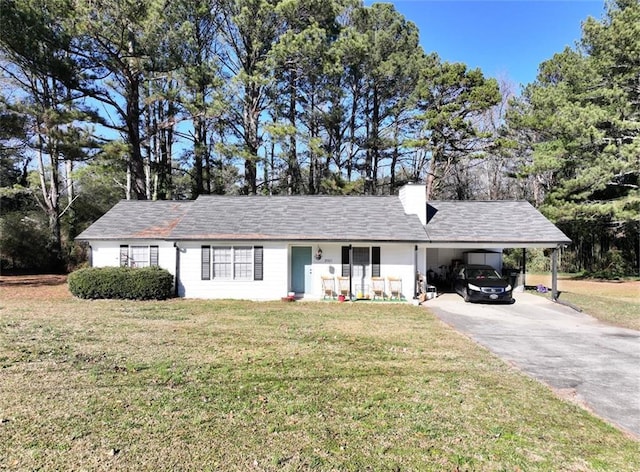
[468,268,502,280]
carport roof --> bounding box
[425,200,571,246]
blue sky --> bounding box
[365,0,606,90]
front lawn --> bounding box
[526,274,640,330]
[0,277,638,470]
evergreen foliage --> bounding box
[1,0,637,276]
[507,0,639,275]
[67,266,174,300]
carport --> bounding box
[422,201,572,299]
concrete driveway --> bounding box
[424,291,640,438]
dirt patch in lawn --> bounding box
[0,274,71,301]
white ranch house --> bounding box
[76,184,571,300]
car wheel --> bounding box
[463,289,470,303]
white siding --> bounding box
[177,242,288,300]
[90,241,177,275]
[89,240,419,301]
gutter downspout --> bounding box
[413,245,418,299]
[551,246,558,301]
[521,248,526,287]
[174,242,180,298]
[349,244,353,301]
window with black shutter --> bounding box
[120,245,128,267]
[254,246,263,280]
[372,246,381,277]
[341,246,350,277]
[150,246,159,267]
[201,246,211,280]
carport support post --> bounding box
[174,243,180,298]
[349,244,353,301]
[413,245,418,299]
[551,247,559,301]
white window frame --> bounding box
[120,245,159,268]
[212,246,232,279]
[233,246,253,280]
[129,246,150,268]
[211,246,253,280]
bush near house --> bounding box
[68,267,173,300]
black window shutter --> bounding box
[201,246,211,280]
[372,246,381,277]
[150,246,159,267]
[254,246,263,280]
[120,245,128,267]
[341,246,350,277]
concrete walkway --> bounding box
[424,291,640,438]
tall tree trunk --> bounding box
[36,126,62,271]
[370,87,380,195]
[193,116,206,196]
[425,138,443,201]
[65,159,77,238]
[308,86,317,195]
[390,119,399,194]
[347,82,359,182]
[288,70,301,194]
[127,75,147,200]
[243,82,259,195]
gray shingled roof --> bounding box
[76,200,193,240]
[425,201,571,245]
[76,196,570,246]
[77,195,428,242]
[170,195,427,242]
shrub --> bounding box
[590,249,632,279]
[68,267,174,300]
[0,211,56,272]
[502,247,550,273]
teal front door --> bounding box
[291,247,312,294]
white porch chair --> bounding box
[371,277,385,300]
[321,276,335,299]
[387,276,402,300]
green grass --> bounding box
[1,297,638,471]
[557,292,640,331]
[526,274,640,330]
